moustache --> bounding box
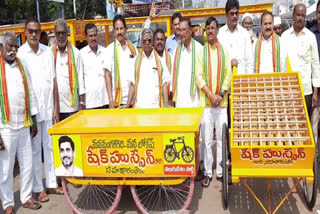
[7,51,16,56]
[63,156,71,161]
[31,37,38,40]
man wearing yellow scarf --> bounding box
[197,17,232,187]
[172,18,203,108]
[130,28,170,108]
[254,12,285,74]
[104,15,138,108]
[0,31,40,214]
[53,19,85,120]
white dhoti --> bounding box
[32,120,57,192]
[0,127,33,209]
[199,107,227,178]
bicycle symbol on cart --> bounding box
[164,136,194,163]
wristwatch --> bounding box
[219,91,224,98]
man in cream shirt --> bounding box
[281,3,320,120]
[80,23,109,109]
[218,0,253,74]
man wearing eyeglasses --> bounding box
[18,17,63,204]
[129,28,170,108]
[171,18,203,108]
[218,0,253,74]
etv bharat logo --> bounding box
[163,136,195,176]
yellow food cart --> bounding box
[48,108,203,214]
[222,70,318,214]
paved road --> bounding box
[3,147,320,214]
[2,170,320,214]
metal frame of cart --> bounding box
[221,70,318,214]
[48,108,203,214]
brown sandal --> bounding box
[38,190,49,203]
[23,198,41,210]
[47,187,64,195]
[201,176,212,188]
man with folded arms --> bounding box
[197,17,232,187]
[130,28,170,108]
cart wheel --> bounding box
[303,152,318,209]
[61,177,123,214]
[222,123,230,210]
[131,177,194,214]
[181,146,195,163]
[164,146,176,163]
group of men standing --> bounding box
[1,0,320,213]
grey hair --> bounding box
[54,18,68,31]
[141,28,153,42]
[0,31,16,45]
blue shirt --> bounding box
[165,34,180,55]
[310,24,320,59]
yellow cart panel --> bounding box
[230,72,315,183]
[48,108,203,178]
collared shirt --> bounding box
[130,51,171,108]
[80,45,109,109]
[218,24,254,74]
[254,35,286,74]
[166,34,180,55]
[281,27,320,95]
[104,41,137,104]
[310,24,320,60]
[18,42,54,122]
[0,61,38,130]
[54,44,85,113]
[55,164,83,177]
[197,44,232,108]
[173,40,203,108]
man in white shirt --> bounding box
[53,19,85,120]
[165,12,182,55]
[130,28,170,108]
[172,18,203,108]
[218,0,254,74]
[281,3,320,120]
[104,15,138,108]
[18,17,63,203]
[274,16,283,37]
[0,31,40,213]
[80,23,109,109]
[254,12,286,74]
[242,12,257,57]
